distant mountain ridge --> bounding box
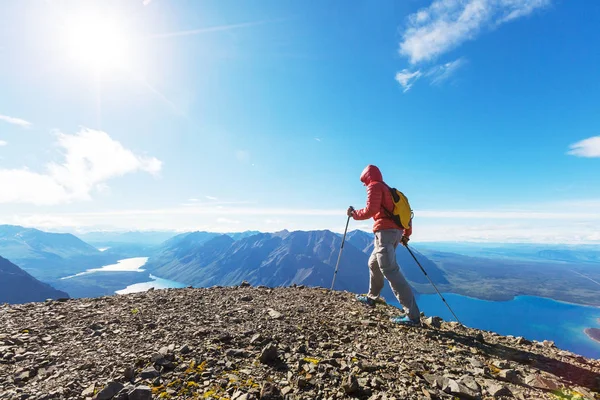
[0,225,108,281]
[0,256,68,304]
[144,230,447,300]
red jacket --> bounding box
[352,165,412,236]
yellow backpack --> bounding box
[384,186,413,230]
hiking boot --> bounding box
[390,315,421,327]
[355,294,375,307]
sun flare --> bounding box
[63,13,132,73]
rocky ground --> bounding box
[1,285,599,400]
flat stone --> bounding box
[499,369,519,383]
[226,348,249,358]
[139,366,160,380]
[484,381,512,398]
[267,309,283,319]
[93,381,124,400]
[82,383,95,397]
[128,385,152,400]
[525,374,560,390]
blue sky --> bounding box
[0,0,599,243]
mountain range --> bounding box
[143,229,448,302]
[3,224,600,308]
[0,256,68,304]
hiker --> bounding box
[348,164,421,326]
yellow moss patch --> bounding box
[158,392,171,399]
[152,385,165,394]
[187,381,200,388]
[551,389,587,400]
[167,379,182,388]
[303,357,320,365]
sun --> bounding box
[63,12,132,74]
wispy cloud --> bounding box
[0,114,32,128]
[3,201,600,243]
[567,136,600,158]
[142,0,152,5]
[425,58,466,85]
[395,69,423,92]
[151,21,269,39]
[205,195,218,201]
[0,140,7,147]
[314,137,322,142]
[0,128,161,205]
[399,0,551,64]
[217,218,240,224]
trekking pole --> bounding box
[330,211,352,290]
[405,245,462,325]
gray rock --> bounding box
[460,375,481,393]
[525,374,560,390]
[342,374,359,395]
[250,333,263,345]
[543,340,555,348]
[485,381,512,398]
[267,309,283,319]
[492,360,509,369]
[468,358,484,368]
[93,381,124,400]
[260,382,283,400]
[14,369,30,383]
[239,280,251,287]
[82,383,95,397]
[281,386,292,396]
[226,348,249,358]
[124,366,135,381]
[498,369,519,383]
[179,344,191,354]
[515,336,531,345]
[445,379,480,399]
[259,343,279,364]
[128,385,152,400]
[139,366,160,380]
[475,333,485,343]
[423,316,442,329]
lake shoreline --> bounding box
[584,328,600,344]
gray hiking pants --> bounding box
[368,229,421,321]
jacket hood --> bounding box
[360,165,383,185]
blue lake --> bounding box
[392,293,600,359]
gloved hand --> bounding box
[347,206,355,217]
[400,235,410,247]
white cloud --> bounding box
[395,69,422,92]
[3,199,600,243]
[0,140,7,146]
[205,195,218,201]
[314,137,322,142]
[142,0,152,5]
[567,136,600,158]
[0,114,32,128]
[426,58,466,84]
[217,218,240,224]
[0,128,162,205]
[399,0,551,64]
